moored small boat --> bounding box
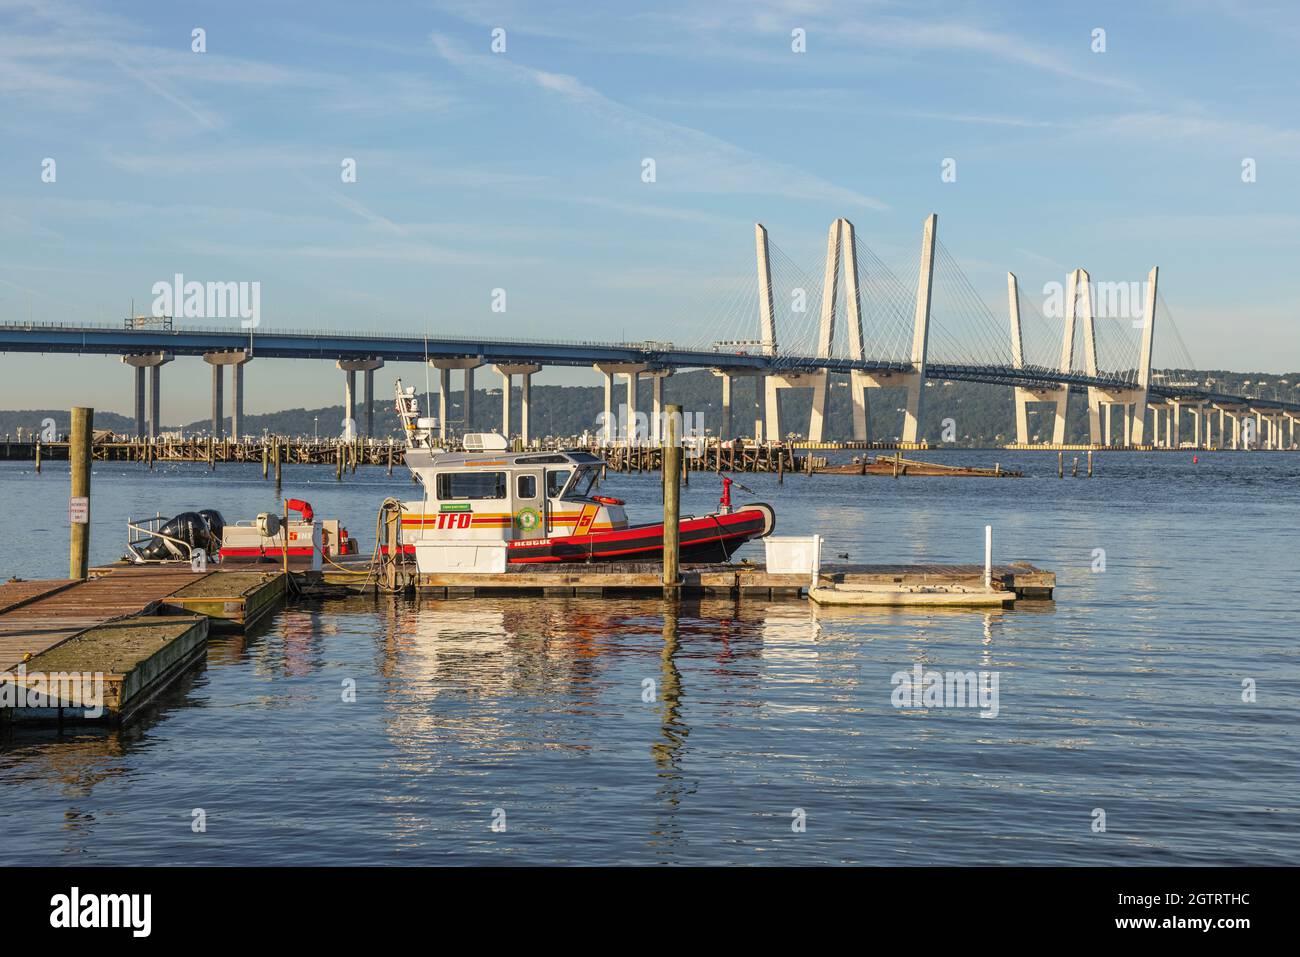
[392,381,774,569]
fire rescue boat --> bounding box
[392,381,774,566]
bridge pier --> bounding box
[765,372,828,442]
[429,357,483,439]
[493,364,541,444]
[337,358,384,439]
[718,373,732,439]
[593,362,648,444]
[123,353,172,439]
[204,351,250,439]
[644,369,671,442]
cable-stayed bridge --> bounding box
[1,213,1296,449]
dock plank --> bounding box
[0,567,216,669]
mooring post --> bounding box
[1072,456,1079,477]
[69,406,92,579]
[663,404,682,594]
[1087,450,1094,477]
[282,498,291,577]
[983,524,993,591]
[262,441,269,479]
[274,439,282,487]
[1058,451,1064,478]
[34,439,41,474]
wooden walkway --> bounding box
[320,559,1055,600]
[0,566,286,670]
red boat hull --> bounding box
[384,504,775,564]
[509,503,775,563]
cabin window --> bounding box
[436,471,506,500]
[516,475,537,499]
[546,469,572,498]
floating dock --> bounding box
[319,559,1054,600]
[1,565,287,724]
[3,556,1052,724]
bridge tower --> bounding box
[763,218,864,443]
[1007,272,1069,445]
[1083,266,1159,447]
[851,214,936,445]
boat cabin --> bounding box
[401,434,628,545]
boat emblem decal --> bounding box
[514,507,542,532]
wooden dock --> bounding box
[1,565,287,724]
[319,559,1054,600]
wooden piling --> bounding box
[1087,450,1094,477]
[69,407,92,580]
[262,442,269,479]
[662,405,682,593]
[1057,451,1064,478]
[34,440,41,474]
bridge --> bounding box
[2,213,1297,450]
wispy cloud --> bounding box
[428,33,887,210]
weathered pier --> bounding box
[0,565,286,724]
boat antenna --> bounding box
[423,332,431,421]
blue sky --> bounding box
[2,0,1298,420]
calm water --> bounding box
[1,450,1297,865]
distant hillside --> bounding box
[2,368,1294,447]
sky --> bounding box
[2,0,1298,421]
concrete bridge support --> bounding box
[902,213,936,444]
[644,369,672,441]
[1128,267,1159,446]
[765,372,827,443]
[204,351,251,440]
[593,362,648,444]
[429,357,483,440]
[337,358,384,440]
[1007,277,1067,446]
[493,364,541,444]
[123,353,172,439]
[718,372,732,440]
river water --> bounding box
[1,450,1296,865]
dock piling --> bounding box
[662,404,682,593]
[69,406,92,580]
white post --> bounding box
[984,524,992,591]
[810,533,823,592]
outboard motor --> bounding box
[197,509,227,544]
[136,511,214,561]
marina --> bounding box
[1,399,1054,724]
